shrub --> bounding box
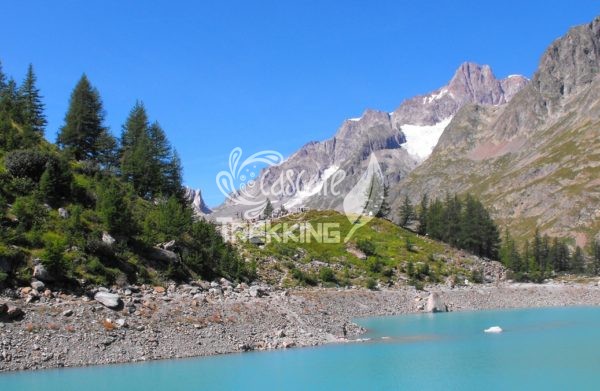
[319,267,336,283]
[291,268,317,286]
[365,277,377,290]
[12,194,48,231]
[356,239,376,256]
[4,149,48,180]
[41,232,69,278]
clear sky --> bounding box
[1,1,599,206]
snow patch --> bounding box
[348,117,361,122]
[423,88,448,104]
[284,165,340,208]
[400,117,453,161]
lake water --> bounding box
[2,306,600,390]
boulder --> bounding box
[94,291,122,309]
[33,262,53,282]
[425,292,447,313]
[102,232,116,246]
[30,280,45,291]
[62,309,74,317]
[58,208,69,219]
[148,247,178,263]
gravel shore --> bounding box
[2,280,600,372]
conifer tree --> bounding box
[375,183,391,219]
[39,155,73,207]
[263,198,274,218]
[570,246,585,274]
[398,195,414,228]
[58,75,115,162]
[17,64,46,135]
[0,60,7,92]
[593,240,600,276]
[417,193,428,235]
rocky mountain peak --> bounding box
[533,16,600,109]
[184,188,212,216]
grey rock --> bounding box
[102,232,116,246]
[30,280,45,292]
[62,309,73,317]
[32,263,53,282]
[94,292,122,309]
[58,208,69,219]
[425,292,447,313]
[147,247,178,263]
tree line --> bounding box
[397,193,500,259]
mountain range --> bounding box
[194,16,599,246]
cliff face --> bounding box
[392,16,600,246]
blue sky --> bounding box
[1,1,599,206]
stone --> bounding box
[0,303,7,316]
[425,292,447,313]
[33,263,53,282]
[62,309,73,317]
[94,292,122,309]
[148,247,178,263]
[153,286,166,294]
[58,208,69,219]
[31,280,45,291]
[21,287,32,295]
[115,318,128,328]
[249,286,266,298]
[102,232,116,246]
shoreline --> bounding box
[2,281,600,373]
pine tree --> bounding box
[500,229,522,273]
[398,195,414,228]
[0,60,7,92]
[263,198,274,218]
[58,75,115,161]
[17,64,46,135]
[444,193,462,246]
[39,156,73,206]
[426,198,444,240]
[375,183,391,219]
[120,102,153,198]
[570,246,585,274]
[593,240,600,276]
[417,193,428,235]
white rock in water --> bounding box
[484,326,503,333]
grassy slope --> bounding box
[240,210,484,288]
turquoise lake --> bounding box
[2,306,600,390]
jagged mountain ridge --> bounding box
[211,63,527,218]
[392,16,600,246]
[185,188,212,216]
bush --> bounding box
[356,239,376,256]
[365,277,377,290]
[291,268,317,286]
[319,267,336,283]
[12,194,48,231]
[41,232,69,279]
[4,149,48,180]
